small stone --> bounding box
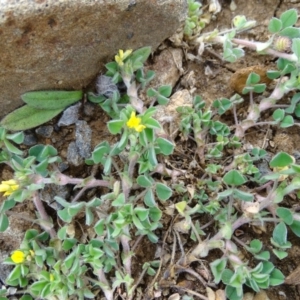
[35,125,53,138]
[151,48,183,88]
[154,89,193,135]
[75,120,92,158]
[243,293,254,300]
[58,102,81,127]
[253,291,270,300]
[67,141,82,166]
[23,132,37,146]
[58,162,69,173]
[39,184,70,210]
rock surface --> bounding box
[0,0,187,118]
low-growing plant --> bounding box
[1,4,300,300]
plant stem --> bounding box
[32,192,56,238]
[96,270,114,300]
[231,38,297,61]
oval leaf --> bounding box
[223,170,246,186]
[270,152,294,168]
[155,183,172,201]
[1,105,63,131]
[22,90,83,109]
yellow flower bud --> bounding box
[0,179,19,196]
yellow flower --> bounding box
[49,274,54,282]
[0,179,19,196]
[11,250,25,264]
[126,111,146,132]
[115,49,132,66]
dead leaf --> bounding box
[285,264,300,285]
[253,291,270,300]
[206,287,215,300]
[215,289,226,300]
[243,292,254,300]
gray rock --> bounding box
[67,141,82,166]
[0,0,187,119]
[39,184,70,210]
[35,125,53,137]
[23,132,37,146]
[57,102,81,127]
[75,120,91,158]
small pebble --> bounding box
[35,125,53,138]
[58,102,81,127]
[75,120,92,158]
[67,141,82,166]
[23,132,37,146]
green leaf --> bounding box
[137,175,153,188]
[156,137,174,155]
[232,189,254,201]
[155,183,172,201]
[144,189,156,207]
[223,170,246,186]
[269,268,285,286]
[249,239,262,253]
[57,208,72,223]
[94,219,105,235]
[143,118,161,129]
[6,132,24,144]
[30,281,48,296]
[130,46,152,70]
[3,139,22,155]
[210,258,227,284]
[0,105,64,131]
[272,108,285,122]
[112,193,125,206]
[253,83,266,93]
[280,9,298,28]
[273,249,288,260]
[280,115,294,128]
[21,90,82,110]
[134,207,149,221]
[290,220,300,237]
[92,142,110,163]
[279,27,300,38]
[158,85,172,97]
[267,70,281,79]
[268,17,282,33]
[107,120,124,134]
[146,88,157,97]
[272,222,287,246]
[20,295,33,300]
[149,207,162,222]
[0,214,9,232]
[246,72,260,85]
[270,152,294,168]
[157,95,169,105]
[57,226,67,240]
[292,38,300,61]
[277,207,293,225]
